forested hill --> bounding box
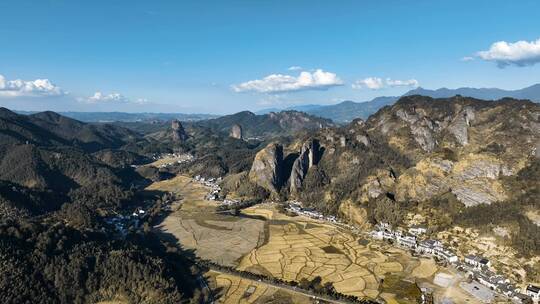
[0,107,204,303]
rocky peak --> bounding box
[290,139,321,193]
[229,123,243,139]
[171,120,188,142]
[248,143,284,194]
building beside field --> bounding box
[465,255,491,269]
[526,285,540,301]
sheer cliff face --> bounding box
[248,143,284,194]
[290,139,321,194]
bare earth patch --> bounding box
[152,175,266,266]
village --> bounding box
[369,222,540,304]
[151,152,195,168]
[250,199,540,304]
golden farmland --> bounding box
[152,176,446,302]
[207,271,314,304]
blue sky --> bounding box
[1,0,539,114]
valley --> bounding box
[4,3,540,303]
[151,173,514,304]
[1,95,539,304]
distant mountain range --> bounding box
[257,83,540,123]
[405,83,540,101]
[14,111,218,123]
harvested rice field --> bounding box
[207,271,314,304]
[237,204,423,300]
[151,175,266,266]
[153,178,455,302]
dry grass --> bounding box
[152,175,266,266]
[207,271,313,304]
[526,210,540,226]
[411,258,438,278]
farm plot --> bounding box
[237,205,414,299]
[152,175,266,266]
[207,271,313,304]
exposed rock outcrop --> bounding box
[395,155,508,206]
[448,106,474,146]
[395,109,438,152]
[359,169,397,203]
[171,120,188,142]
[290,139,321,193]
[229,123,243,139]
[248,143,284,194]
[356,134,370,147]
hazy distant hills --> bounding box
[257,84,540,123]
[256,96,399,123]
[405,83,540,102]
[15,111,218,123]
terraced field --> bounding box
[238,205,420,300]
[207,271,314,304]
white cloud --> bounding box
[0,74,66,97]
[386,78,419,87]
[79,92,150,104]
[288,66,303,71]
[352,77,384,90]
[85,92,130,103]
[352,77,419,90]
[476,38,540,67]
[232,69,343,93]
[461,56,475,61]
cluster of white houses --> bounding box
[286,201,338,223]
[371,223,459,264]
[193,175,222,201]
[370,223,540,303]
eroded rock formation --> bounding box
[248,143,284,194]
[229,123,243,139]
[171,120,188,142]
[290,139,321,193]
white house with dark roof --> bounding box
[465,255,491,269]
[408,225,427,236]
[417,239,442,255]
[526,285,540,301]
[397,235,417,248]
